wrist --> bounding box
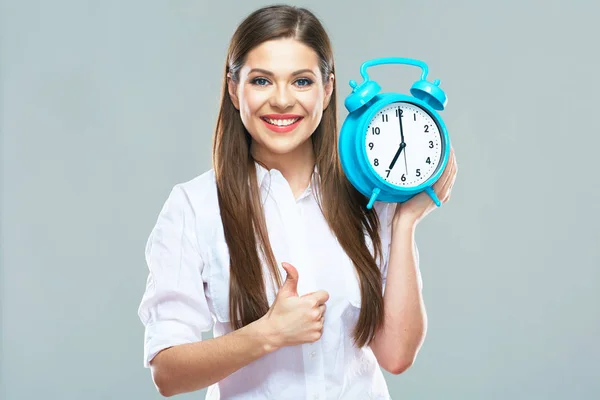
[392,209,418,232]
[252,317,282,354]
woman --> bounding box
[138,4,457,399]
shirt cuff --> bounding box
[143,319,205,368]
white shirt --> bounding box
[138,163,400,400]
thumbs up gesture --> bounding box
[259,262,330,349]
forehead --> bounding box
[242,38,320,75]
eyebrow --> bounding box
[248,68,316,77]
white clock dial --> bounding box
[365,102,443,188]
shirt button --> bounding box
[310,351,316,359]
[313,395,319,400]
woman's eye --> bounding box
[295,78,313,87]
[252,77,270,86]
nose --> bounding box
[269,84,294,110]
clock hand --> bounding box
[398,106,408,175]
[388,142,406,170]
[398,107,405,144]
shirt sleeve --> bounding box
[137,185,214,368]
[374,202,421,295]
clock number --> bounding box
[374,158,379,166]
[382,114,388,122]
[395,108,403,118]
[429,141,434,148]
[372,127,380,135]
[401,174,406,182]
[385,169,391,178]
[368,142,374,150]
[416,169,421,177]
[426,157,431,164]
[424,125,430,133]
[414,113,416,121]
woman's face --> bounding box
[228,38,333,162]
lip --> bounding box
[261,114,304,134]
[262,114,303,119]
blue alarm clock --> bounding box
[339,57,451,209]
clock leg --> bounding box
[425,186,442,207]
[367,188,381,209]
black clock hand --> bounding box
[398,107,405,144]
[388,142,405,170]
[398,107,408,174]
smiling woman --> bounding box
[228,38,333,166]
[137,4,422,400]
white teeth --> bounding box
[264,118,300,126]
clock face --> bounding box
[365,102,444,188]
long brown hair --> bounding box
[212,5,384,348]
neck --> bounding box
[251,139,315,198]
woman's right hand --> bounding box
[259,262,329,350]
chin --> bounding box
[253,125,314,156]
[259,139,308,156]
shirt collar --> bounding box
[254,161,320,200]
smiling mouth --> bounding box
[261,117,302,126]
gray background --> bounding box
[1,0,598,399]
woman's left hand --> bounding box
[393,145,458,225]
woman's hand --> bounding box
[258,262,329,351]
[394,145,458,226]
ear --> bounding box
[227,73,240,110]
[323,73,334,110]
